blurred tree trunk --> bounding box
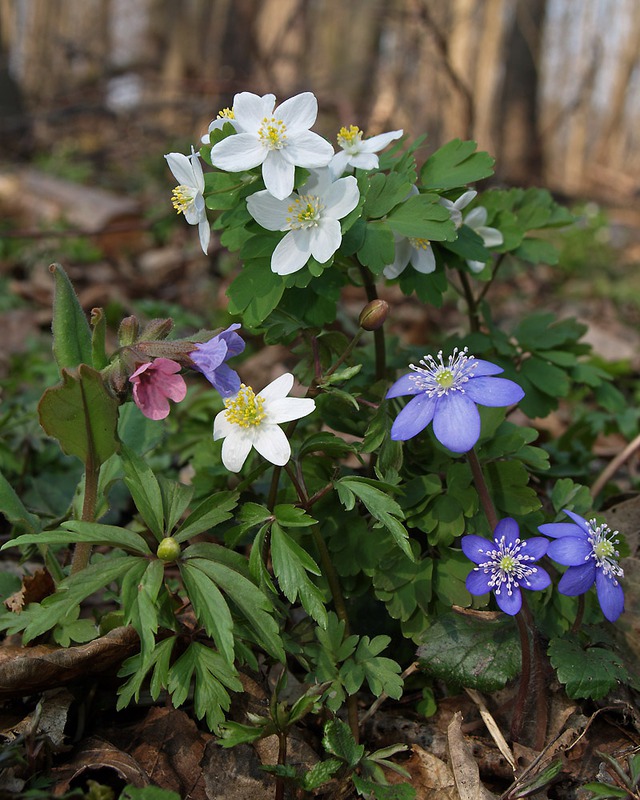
[497,0,546,185]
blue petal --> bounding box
[472,359,504,377]
[219,324,245,357]
[557,562,596,595]
[192,337,228,372]
[494,518,520,547]
[538,522,584,539]
[432,393,480,453]
[520,536,549,561]
[563,509,592,535]
[386,373,423,399]
[461,534,494,564]
[521,566,551,591]
[390,394,436,440]
[595,569,624,622]
[211,363,242,398]
[466,568,492,595]
[548,536,592,566]
[495,586,522,615]
[464,376,525,407]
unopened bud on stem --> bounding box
[359,299,389,331]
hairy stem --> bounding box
[71,462,99,574]
[467,448,498,531]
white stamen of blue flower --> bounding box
[474,535,539,598]
[585,518,624,584]
[408,346,478,398]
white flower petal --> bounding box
[262,152,295,200]
[323,175,360,219]
[221,430,255,472]
[271,230,312,274]
[268,397,315,424]
[165,152,197,187]
[383,238,412,279]
[253,424,291,466]
[348,152,379,170]
[213,410,234,440]
[464,207,488,228]
[198,218,211,254]
[188,147,205,192]
[454,190,478,210]
[328,151,351,179]
[260,373,295,402]
[467,259,487,273]
[276,92,318,132]
[283,131,334,167]
[246,190,291,231]
[310,219,341,263]
[210,133,266,171]
[233,91,275,131]
[477,226,503,248]
[359,130,403,153]
[410,243,436,273]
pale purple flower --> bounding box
[386,347,524,453]
[130,358,187,421]
[462,518,551,615]
[190,324,245,398]
[539,509,625,622]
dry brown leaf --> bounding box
[52,736,149,795]
[386,744,459,800]
[447,711,499,800]
[4,568,55,613]
[0,626,139,698]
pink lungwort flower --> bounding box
[129,358,187,420]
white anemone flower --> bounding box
[330,125,403,177]
[165,147,210,254]
[439,190,477,229]
[246,168,360,275]
[382,185,436,279]
[213,373,315,472]
[209,91,334,200]
[462,206,504,273]
[201,94,277,144]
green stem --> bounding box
[323,328,364,380]
[467,448,498,531]
[357,265,386,381]
[70,462,99,574]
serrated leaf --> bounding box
[298,432,358,459]
[302,759,342,791]
[386,193,456,240]
[226,259,285,326]
[363,172,414,219]
[159,477,194,535]
[173,490,237,542]
[38,365,119,467]
[121,445,164,539]
[4,521,151,556]
[180,561,235,664]
[271,523,327,627]
[0,469,41,533]
[50,263,93,370]
[417,611,520,692]
[420,139,494,189]
[514,237,559,265]
[357,221,396,273]
[322,718,364,768]
[274,504,317,528]
[352,775,416,800]
[548,637,629,700]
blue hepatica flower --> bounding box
[190,324,245,398]
[538,509,624,622]
[462,518,551,615]
[386,347,524,453]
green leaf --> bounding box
[386,194,456,240]
[298,432,358,460]
[301,759,342,791]
[322,718,364,768]
[335,477,413,561]
[49,263,93,370]
[443,225,490,261]
[4,520,151,556]
[420,139,495,189]
[90,307,108,370]
[417,611,521,692]
[180,561,235,664]
[579,784,629,798]
[184,557,284,661]
[117,636,176,709]
[159,477,194,535]
[203,171,245,210]
[226,260,285,326]
[548,637,630,700]
[0,469,41,533]
[363,171,414,219]
[121,786,181,800]
[38,365,119,467]
[274,504,317,528]
[121,445,164,539]
[271,523,327,627]
[354,636,403,698]
[514,237,559,265]
[217,720,269,748]
[352,775,416,800]
[173,490,237,542]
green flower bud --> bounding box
[157,536,181,562]
[118,315,140,347]
[359,299,389,331]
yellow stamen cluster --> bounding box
[259,116,287,149]
[224,384,266,428]
[338,125,362,147]
[217,107,235,120]
[171,185,195,215]
[286,194,323,230]
[409,237,430,250]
